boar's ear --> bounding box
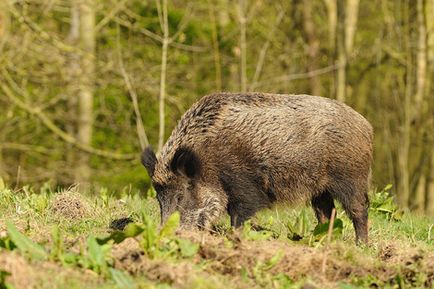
[141,146,157,178]
[170,146,201,179]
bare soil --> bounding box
[110,231,434,288]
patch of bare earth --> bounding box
[111,231,434,288]
[112,238,195,286]
[0,251,36,289]
[378,241,434,286]
[0,251,104,289]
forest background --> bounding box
[0,0,433,215]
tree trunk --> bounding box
[410,0,427,212]
[238,0,247,92]
[302,1,321,96]
[397,0,412,208]
[324,0,337,98]
[66,1,80,184]
[324,0,337,51]
[208,0,222,91]
[345,0,359,55]
[414,0,427,116]
[424,0,434,215]
[0,1,9,181]
[157,0,169,152]
[75,0,95,190]
[336,0,346,102]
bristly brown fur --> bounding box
[142,92,373,244]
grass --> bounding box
[0,182,433,289]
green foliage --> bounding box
[158,211,180,239]
[371,184,404,221]
[176,238,199,258]
[252,251,284,286]
[84,236,112,275]
[6,222,48,261]
[0,270,14,289]
[97,223,145,245]
[242,221,275,241]
[110,268,136,289]
[286,208,311,241]
[0,185,433,288]
[50,225,64,262]
[312,219,344,241]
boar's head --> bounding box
[141,146,225,229]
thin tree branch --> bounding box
[8,4,80,54]
[252,64,340,88]
[168,3,194,43]
[208,0,222,90]
[114,16,163,42]
[95,0,129,32]
[116,24,149,150]
[1,76,135,161]
[238,0,247,92]
[249,10,285,91]
[1,143,53,155]
[113,15,207,52]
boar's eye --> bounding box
[176,194,184,203]
[153,183,164,193]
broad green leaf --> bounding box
[97,223,145,245]
[0,236,16,251]
[159,211,180,239]
[0,178,5,191]
[313,218,344,238]
[177,238,199,257]
[6,222,47,261]
[110,268,135,289]
[0,270,15,289]
[50,226,64,261]
[87,236,111,274]
[141,214,158,253]
[383,184,393,191]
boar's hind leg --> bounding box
[329,179,369,244]
[311,190,335,224]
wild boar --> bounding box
[141,92,373,244]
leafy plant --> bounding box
[312,218,344,243]
[6,222,47,261]
[97,223,145,245]
[370,184,404,221]
[286,208,311,242]
[252,251,284,286]
[83,236,112,275]
[176,238,199,258]
[97,211,198,259]
[242,221,275,241]
[110,268,136,289]
[0,270,14,289]
[50,226,64,262]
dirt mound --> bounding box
[110,231,434,288]
[51,190,91,220]
[112,238,193,286]
[378,241,434,286]
[0,251,35,289]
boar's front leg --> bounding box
[220,170,272,228]
[227,200,258,227]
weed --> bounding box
[0,184,433,289]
